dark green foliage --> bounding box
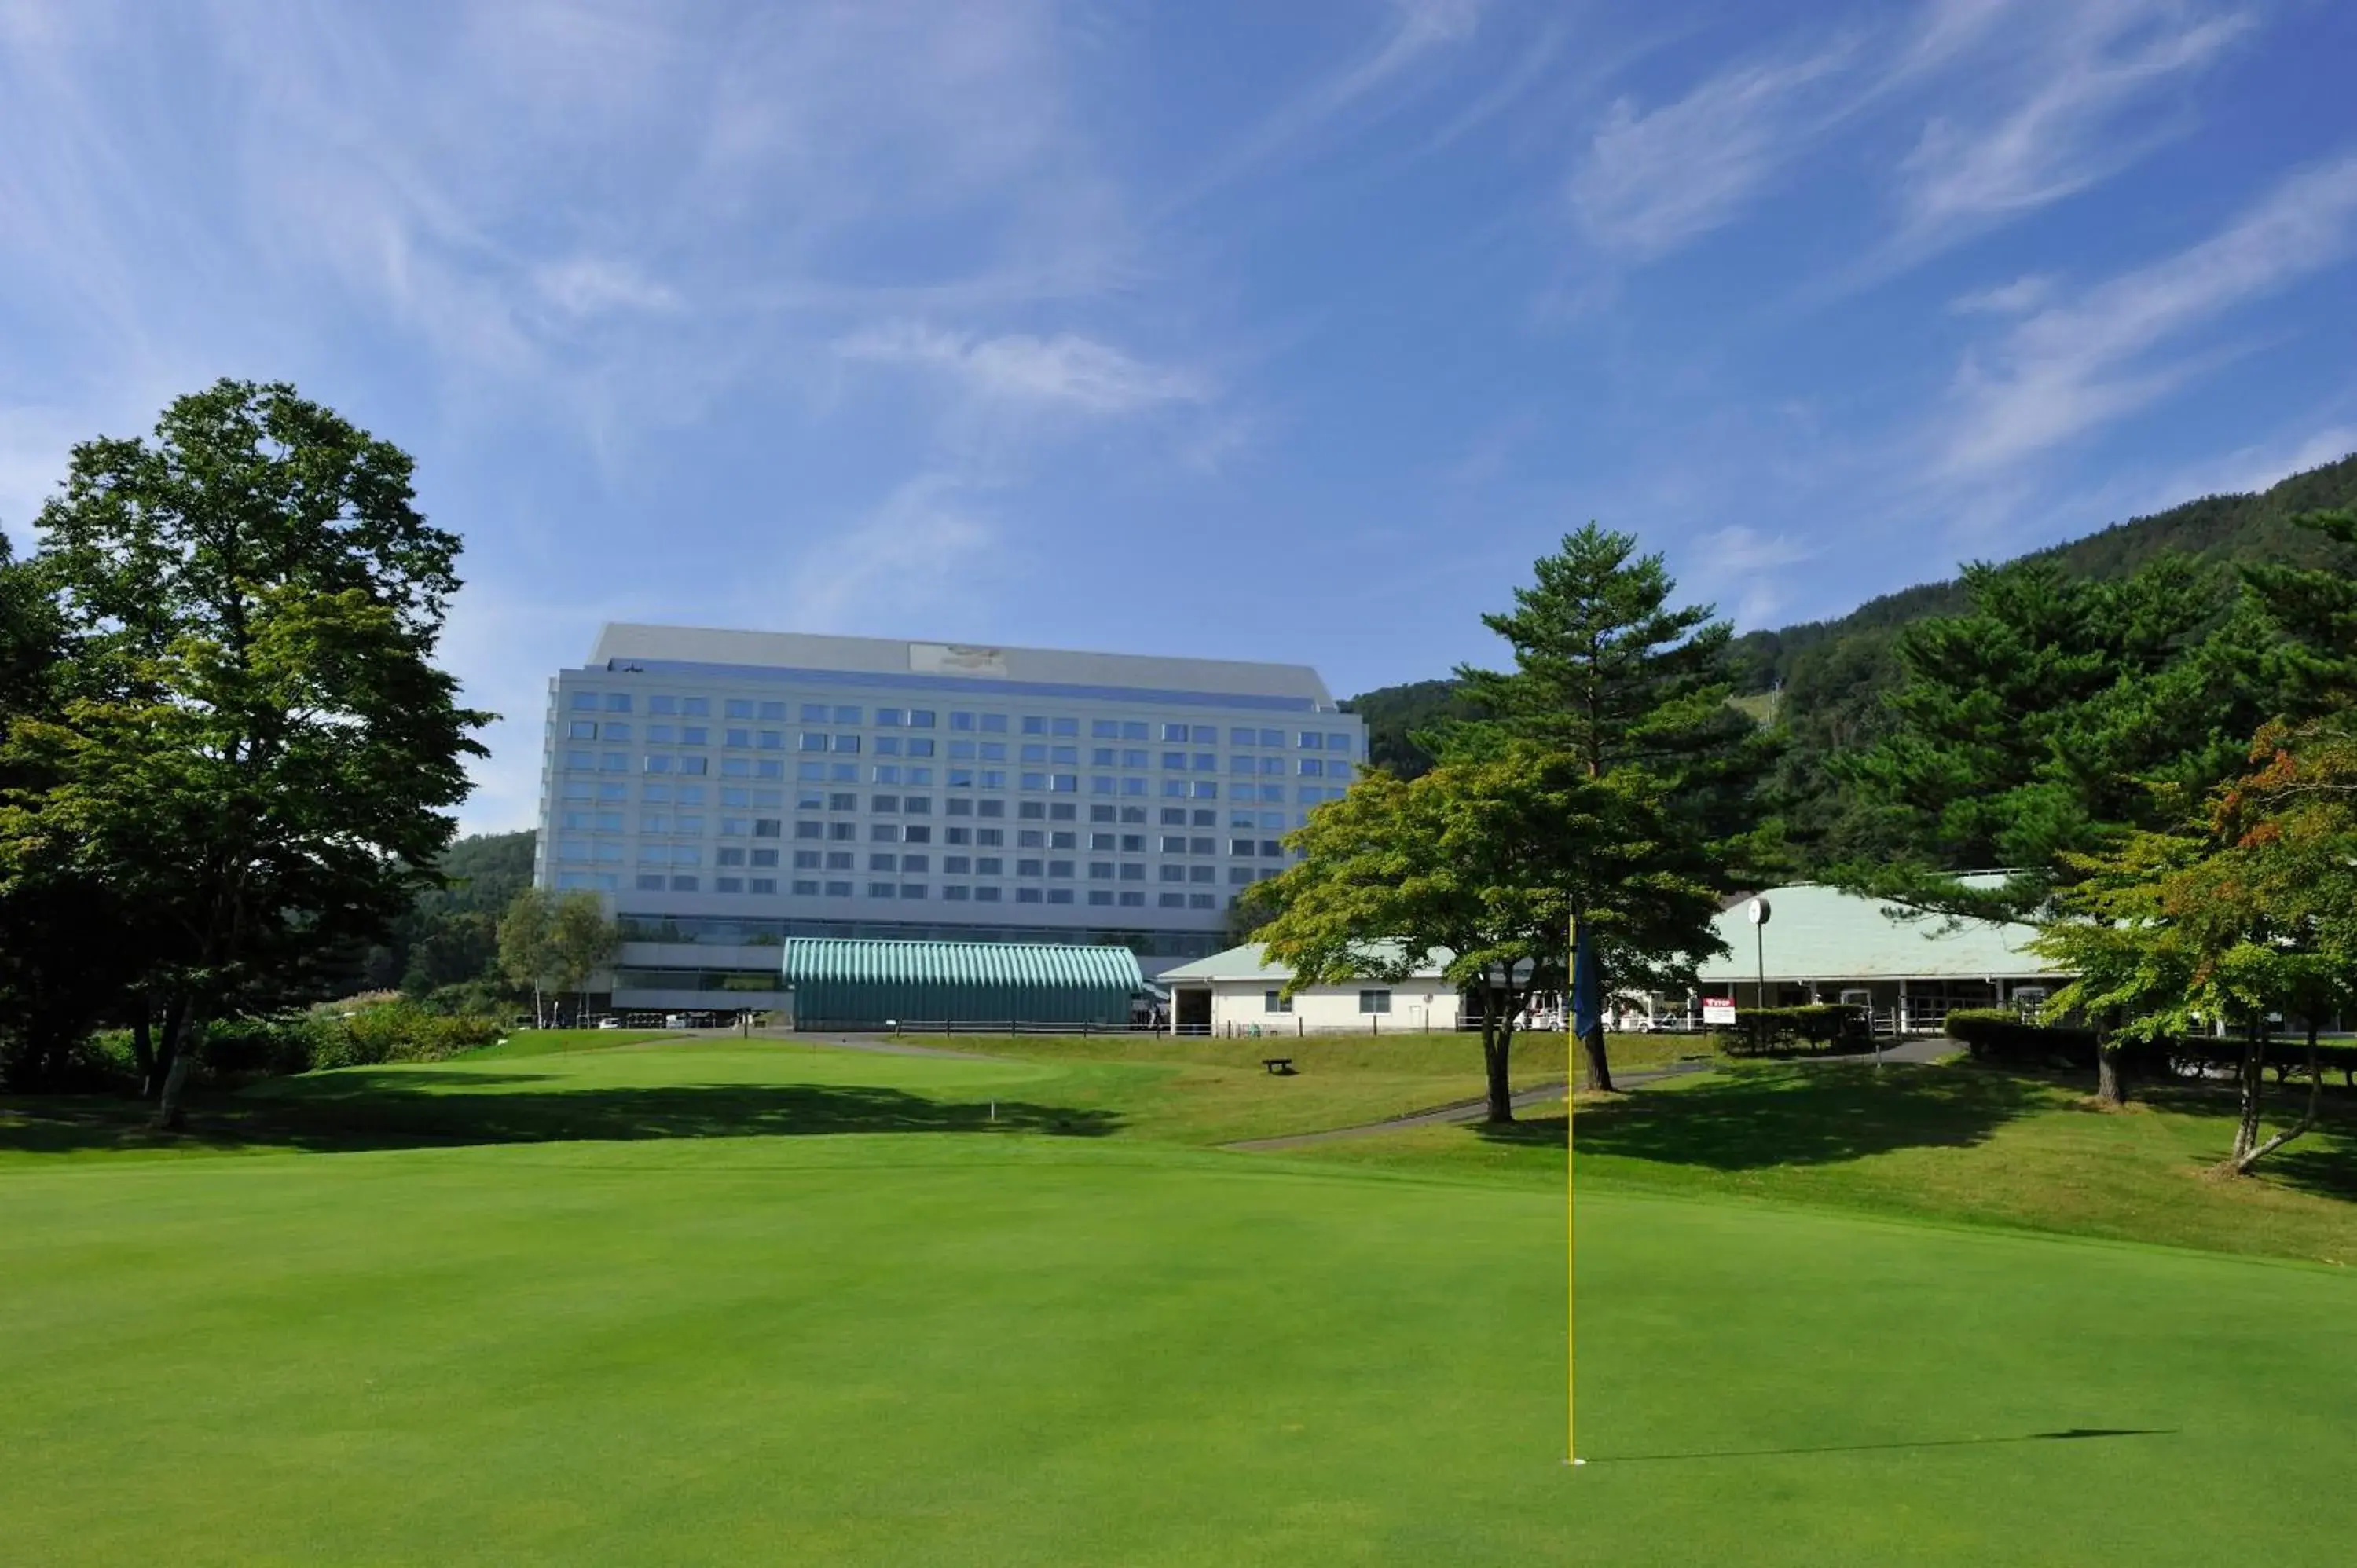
[0,380,489,1116]
[1340,678,1470,781]
[1945,1009,2105,1070]
[1725,1003,1864,1053]
[1822,553,2273,918]
[387,830,537,997]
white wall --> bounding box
[1207,980,1460,1035]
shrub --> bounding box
[306,995,503,1068]
[1725,1003,1866,1054]
[1942,1009,2099,1069]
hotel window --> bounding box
[871,823,901,843]
[1088,889,1114,906]
[910,709,937,728]
[636,874,665,891]
[759,731,783,749]
[901,885,929,900]
[1050,746,1078,765]
[795,821,823,840]
[715,877,744,894]
[1118,891,1145,907]
[801,704,829,722]
[1159,865,1185,883]
[1193,753,1215,771]
[977,856,1003,875]
[907,738,935,757]
[1162,779,1186,797]
[867,882,896,899]
[601,753,628,771]
[829,822,856,841]
[749,877,778,895]
[903,796,932,815]
[869,853,896,872]
[1089,862,1115,880]
[1189,866,1215,884]
[648,695,679,715]
[794,879,821,896]
[750,849,779,868]
[1122,722,1149,740]
[823,880,852,897]
[1328,734,1352,753]
[1299,758,1325,777]
[877,707,904,726]
[1265,990,1293,1013]
[567,720,597,739]
[1016,888,1044,903]
[1162,723,1188,742]
[1120,863,1146,881]
[1047,860,1074,879]
[826,852,853,870]
[759,702,786,721]
[1122,749,1149,768]
[977,800,1006,818]
[605,694,632,712]
[1261,757,1284,775]
[945,855,971,874]
[1050,803,1076,821]
[794,851,822,869]
[943,885,970,901]
[800,732,828,751]
[980,713,1008,732]
[951,711,975,731]
[875,736,901,757]
[1022,716,1047,735]
[1359,990,1391,1014]
[1230,867,1254,885]
[1158,892,1185,908]
[1017,858,1044,877]
[832,706,861,724]
[1021,742,1047,764]
[1092,720,1121,738]
[680,698,709,716]
[1161,751,1186,770]
[904,825,931,844]
[726,700,754,719]
[1188,894,1215,909]
[669,875,698,892]
[721,759,751,779]
[571,691,600,710]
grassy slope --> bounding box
[6,1120,2356,1565]
[1299,1061,2357,1264]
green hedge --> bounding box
[1945,1009,2357,1082]
[1724,1003,1868,1055]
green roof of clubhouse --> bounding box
[1695,883,2060,984]
[1157,942,1453,984]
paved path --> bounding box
[1223,1035,1957,1152]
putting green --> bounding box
[4,1049,2354,1563]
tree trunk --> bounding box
[1579,1027,1613,1093]
[2094,1024,2125,1108]
[1479,987,1515,1123]
[152,1003,207,1132]
[2236,1023,2322,1174]
[2231,1019,2267,1167]
[130,1002,157,1092]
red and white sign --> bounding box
[1701,998,1737,1026]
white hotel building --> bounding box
[536,626,1364,1013]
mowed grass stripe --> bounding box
[5,1123,2356,1566]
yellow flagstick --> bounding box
[1567,912,1584,1468]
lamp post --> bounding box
[1747,896,1772,1053]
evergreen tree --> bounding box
[1445,524,1765,1089]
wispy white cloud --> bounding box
[786,473,998,635]
[532,258,680,317]
[834,321,1208,416]
[1948,273,2056,316]
[1941,153,2357,476]
[1893,0,2249,248]
[1164,0,1485,210]
[1570,39,1857,258]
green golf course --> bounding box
[5,1035,2355,1564]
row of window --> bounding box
[555,748,1351,804]
[576,725,1356,776]
[552,870,1231,911]
[568,692,1351,752]
[780,852,1279,882]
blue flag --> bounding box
[1569,924,1603,1039]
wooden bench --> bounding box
[1262,1057,1296,1076]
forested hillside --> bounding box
[1345,451,2357,821]
[369,830,537,998]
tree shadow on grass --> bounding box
[1475,1062,2052,1171]
[2132,1079,2357,1203]
[0,1072,1120,1158]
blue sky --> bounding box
[4,1,2354,833]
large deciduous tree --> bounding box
[1445,524,1765,1090]
[1255,746,1721,1121]
[0,379,487,1124]
[2036,720,2357,1172]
